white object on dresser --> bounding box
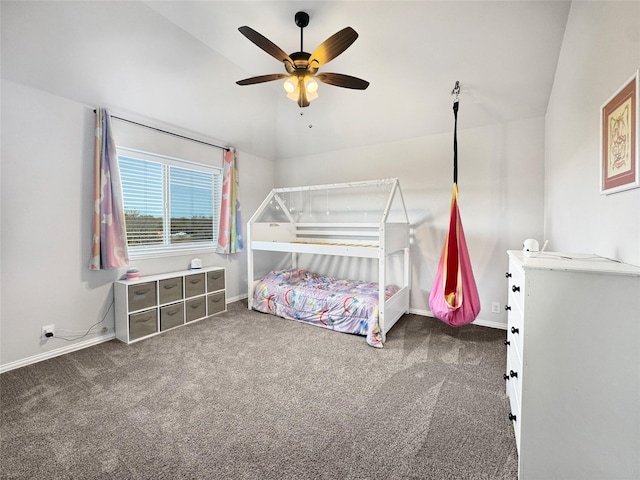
[114,267,226,344]
[505,250,640,480]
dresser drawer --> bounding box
[186,297,206,322]
[160,302,184,331]
[507,259,525,312]
[507,306,524,360]
[507,341,522,403]
[185,273,206,298]
[159,277,183,304]
[207,269,225,292]
[127,282,157,312]
[506,370,521,453]
[129,309,157,340]
[207,291,226,315]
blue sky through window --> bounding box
[170,166,213,219]
[119,156,213,219]
[119,156,163,217]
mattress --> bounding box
[252,268,399,348]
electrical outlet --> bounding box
[101,326,108,334]
[42,324,55,339]
[491,302,501,314]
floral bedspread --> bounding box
[252,268,399,348]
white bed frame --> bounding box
[247,178,410,343]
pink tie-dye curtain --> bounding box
[216,148,244,254]
[89,108,129,270]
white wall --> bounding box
[10,0,635,370]
[546,1,640,264]
[0,81,275,369]
[0,0,279,161]
[275,116,546,326]
[0,1,278,370]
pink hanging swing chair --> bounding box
[429,82,481,327]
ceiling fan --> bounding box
[236,11,369,108]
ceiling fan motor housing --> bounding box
[295,11,309,28]
[286,51,317,75]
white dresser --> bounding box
[505,250,640,479]
[114,267,226,344]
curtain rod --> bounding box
[94,110,230,152]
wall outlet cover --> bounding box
[42,325,55,338]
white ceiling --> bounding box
[144,0,571,157]
[1,1,571,160]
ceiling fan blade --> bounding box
[236,74,288,86]
[316,72,369,90]
[238,26,293,65]
[309,27,358,67]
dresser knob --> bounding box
[510,370,518,378]
[505,305,511,311]
[511,326,519,334]
[503,373,509,381]
[509,413,517,422]
[505,272,512,278]
[504,340,511,346]
[512,285,520,293]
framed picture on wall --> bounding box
[600,70,639,195]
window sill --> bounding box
[128,244,217,261]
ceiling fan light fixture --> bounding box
[284,76,318,106]
[283,76,297,94]
[285,77,301,102]
[304,76,319,103]
[304,76,319,94]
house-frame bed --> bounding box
[247,178,410,347]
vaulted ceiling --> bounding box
[2,1,571,159]
[145,1,571,158]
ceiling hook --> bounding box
[451,81,460,101]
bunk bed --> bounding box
[247,178,410,347]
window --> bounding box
[117,147,222,258]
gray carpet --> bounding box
[0,300,518,479]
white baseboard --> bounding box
[227,293,247,304]
[1,296,248,374]
[408,307,433,317]
[408,307,507,330]
[229,297,505,330]
[472,318,507,330]
[0,333,117,374]
[1,297,503,374]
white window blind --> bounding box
[117,147,222,258]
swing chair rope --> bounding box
[452,81,460,185]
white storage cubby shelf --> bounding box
[247,178,410,342]
[114,267,226,344]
